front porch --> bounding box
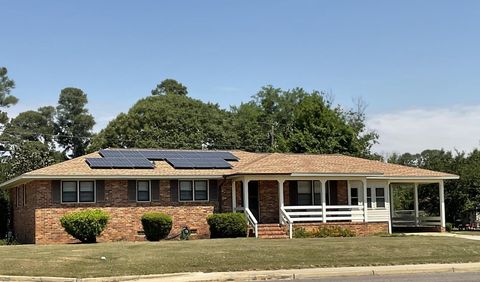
[228,176,446,238]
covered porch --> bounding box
[228,176,446,238]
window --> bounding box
[313,181,322,205]
[375,188,385,208]
[179,181,193,201]
[179,180,209,201]
[79,181,95,202]
[15,186,19,207]
[62,181,78,203]
[137,180,150,202]
[22,184,26,206]
[367,188,372,208]
[297,181,312,205]
[194,180,208,201]
[350,188,359,205]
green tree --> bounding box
[55,88,95,158]
[4,141,56,180]
[90,94,233,150]
[0,67,18,126]
[151,79,188,96]
[2,106,56,149]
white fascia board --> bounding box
[0,174,225,189]
[367,176,460,181]
[290,173,383,177]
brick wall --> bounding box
[336,180,348,205]
[294,222,389,236]
[11,180,216,244]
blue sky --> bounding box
[2,1,480,154]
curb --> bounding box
[2,262,480,282]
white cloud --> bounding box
[368,105,480,155]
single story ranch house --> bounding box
[0,149,459,244]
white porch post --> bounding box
[232,180,237,212]
[278,179,285,222]
[439,180,446,229]
[243,179,249,211]
[321,180,327,223]
[362,179,368,222]
[414,183,419,227]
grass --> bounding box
[1,236,480,278]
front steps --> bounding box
[256,224,289,239]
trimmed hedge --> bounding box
[60,209,110,243]
[293,226,356,238]
[207,213,247,238]
[141,212,173,241]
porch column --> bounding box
[232,180,237,212]
[414,183,419,227]
[362,179,368,222]
[243,179,250,211]
[321,180,327,223]
[439,180,446,229]
[278,179,285,221]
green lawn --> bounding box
[1,236,480,278]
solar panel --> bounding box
[166,158,194,168]
[127,158,155,168]
[92,149,237,169]
[86,157,154,169]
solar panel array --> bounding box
[86,149,238,169]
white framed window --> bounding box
[62,181,78,203]
[136,180,151,202]
[313,181,322,205]
[62,181,96,203]
[350,187,359,205]
[79,181,95,203]
[367,188,372,208]
[297,181,312,205]
[375,187,386,208]
[179,180,209,202]
[15,186,20,207]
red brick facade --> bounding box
[11,180,217,244]
[11,179,390,244]
[295,222,389,236]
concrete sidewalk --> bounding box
[407,232,480,241]
[3,262,480,282]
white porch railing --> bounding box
[280,207,293,239]
[282,205,365,223]
[244,208,258,238]
[392,210,441,227]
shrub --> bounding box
[207,213,247,238]
[60,209,110,243]
[141,212,173,241]
[293,226,356,238]
[446,222,453,232]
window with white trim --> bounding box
[375,187,386,208]
[313,181,322,205]
[297,181,313,205]
[62,181,96,203]
[367,188,372,208]
[79,181,95,202]
[137,180,151,202]
[179,180,209,201]
[62,181,78,203]
[350,187,359,205]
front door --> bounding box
[248,181,260,221]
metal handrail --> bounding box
[244,208,258,238]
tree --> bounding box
[151,79,188,96]
[0,67,18,126]
[2,106,56,149]
[90,94,234,150]
[55,88,95,158]
[3,141,56,180]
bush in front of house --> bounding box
[293,226,356,238]
[60,209,110,243]
[141,212,173,241]
[207,212,247,238]
[446,222,453,232]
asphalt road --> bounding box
[280,271,480,281]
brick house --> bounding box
[0,149,458,244]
